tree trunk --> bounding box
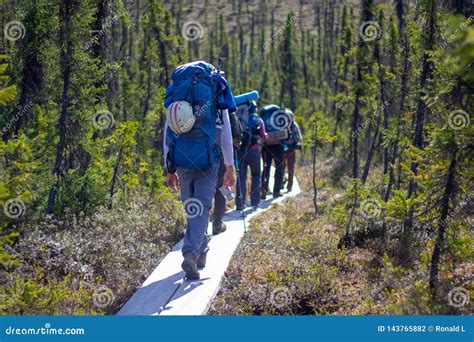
[312,145,318,215]
[385,0,410,201]
[46,0,76,215]
[350,0,373,180]
[3,4,43,141]
[361,27,388,183]
[108,148,123,210]
[429,145,457,291]
[398,0,436,264]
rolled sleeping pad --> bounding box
[234,90,260,107]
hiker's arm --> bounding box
[163,122,170,171]
[221,109,235,187]
[221,109,234,167]
[259,118,268,141]
[163,121,179,190]
[294,121,302,141]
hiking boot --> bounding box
[273,192,282,198]
[181,252,200,280]
[196,251,207,269]
[236,205,245,211]
[213,223,227,235]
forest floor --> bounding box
[209,158,472,315]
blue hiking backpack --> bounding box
[236,104,261,150]
[165,61,221,172]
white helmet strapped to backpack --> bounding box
[166,101,195,134]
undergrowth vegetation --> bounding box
[1,191,185,314]
[210,162,472,315]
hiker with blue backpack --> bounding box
[260,105,293,199]
[163,61,236,280]
[235,100,267,210]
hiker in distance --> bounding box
[282,109,302,192]
[260,104,291,199]
[235,100,267,210]
[163,61,236,280]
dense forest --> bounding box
[0,0,472,314]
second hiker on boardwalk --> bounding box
[163,61,236,280]
[235,100,267,210]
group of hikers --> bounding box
[163,61,301,280]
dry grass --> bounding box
[209,158,473,315]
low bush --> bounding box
[1,190,185,315]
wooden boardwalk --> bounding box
[117,170,300,316]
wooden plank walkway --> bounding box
[117,169,300,316]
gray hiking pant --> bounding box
[212,155,226,230]
[177,162,219,258]
[236,147,261,208]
